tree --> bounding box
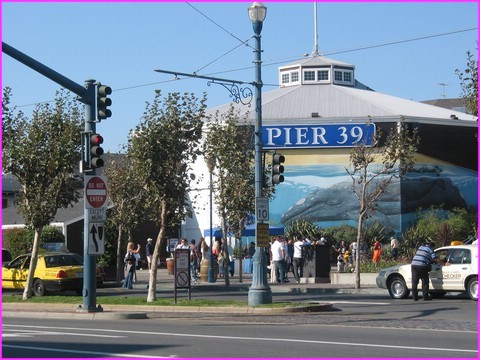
[103,154,149,285]
[128,91,206,302]
[204,107,257,285]
[455,48,478,117]
[346,121,419,288]
[2,87,82,299]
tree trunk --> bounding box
[221,218,230,287]
[147,199,167,302]
[22,227,43,300]
[116,223,124,286]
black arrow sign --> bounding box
[90,225,103,252]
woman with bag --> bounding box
[123,248,136,289]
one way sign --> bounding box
[88,223,105,255]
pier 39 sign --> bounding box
[262,123,376,149]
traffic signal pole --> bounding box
[2,42,103,312]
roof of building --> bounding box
[207,83,476,125]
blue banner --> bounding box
[262,123,376,149]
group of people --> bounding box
[123,235,237,289]
[268,236,313,284]
[333,236,400,272]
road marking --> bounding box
[325,301,390,305]
[2,345,171,358]
[2,328,124,338]
[5,324,477,354]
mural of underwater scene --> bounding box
[269,153,477,235]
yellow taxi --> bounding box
[2,252,85,296]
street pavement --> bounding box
[2,268,384,319]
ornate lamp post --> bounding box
[247,2,272,306]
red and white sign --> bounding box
[85,176,108,209]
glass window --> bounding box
[334,71,343,81]
[281,73,290,84]
[291,71,299,82]
[317,70,329,81]
[343,72,352,82]
[304,70,315,81]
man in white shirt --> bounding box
[271,237,286,283]
[292,237,305,284]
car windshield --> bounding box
[44,254,83,268]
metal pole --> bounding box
[248,19,272,306]
[208,170,215,283]
[81,79,101,312]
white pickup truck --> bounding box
[376,244,478,301]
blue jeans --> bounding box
[123,270,134,289]
[273,260,286,283]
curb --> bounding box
[2,301,333,320]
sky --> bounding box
[2,1,478,153]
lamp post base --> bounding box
[247,248,272,306]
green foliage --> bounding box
[128,91,205,226]
[284,219,325,241]
[4,226,65,259]
[359,258,399,273]
[41,226,65,243]
[399,226,429,259]
[128,91,206,300]
[360,221,392,247]
[324,225,358,245]
[2,88,82,229]
[204,106,272,238]
[406,207,477,248]
[456,48,478,116]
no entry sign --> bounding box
[84,176,108,209]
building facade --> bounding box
[183,55,477,240]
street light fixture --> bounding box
[247,2,272,306]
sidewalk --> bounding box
[128,267,380,292]
[2,268,383,320]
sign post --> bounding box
[84,175,108,256]
[256,197,269,222]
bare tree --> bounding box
[346,121,419,288]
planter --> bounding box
[166,258,174,275]
[330,272,378,286]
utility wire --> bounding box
[11,27,477,108]
[186,2,253,50]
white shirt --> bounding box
[293,240,303,258]
[271,240,285,261]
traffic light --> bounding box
[96,84,112,120]
[272,153,285,185]
[90,134,104,169]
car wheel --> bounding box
[33,279,47,297]
[388,276,410,299]
[466,277,478,301]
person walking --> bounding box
[292,237,305,283]
[123,245,136,289]
[189,239,200,284]
[390,236,399,261]
[146,238,154,273]
[271,236,286,283]
[411,241,437,301]
[372,238,382,271]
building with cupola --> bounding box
[184,53,477,240]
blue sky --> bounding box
[2,1,478,152]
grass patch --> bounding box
[2,294,306,308]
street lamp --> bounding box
[247,2,272,306]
